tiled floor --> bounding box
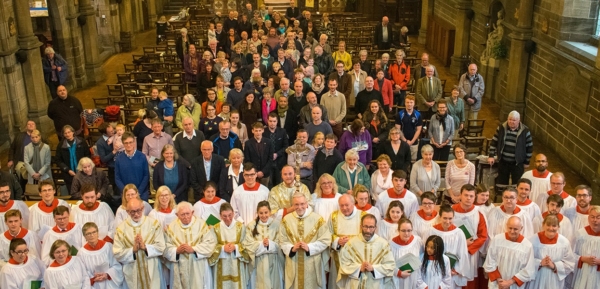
[8,29,588,195]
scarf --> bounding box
[31,142,42,173]
[436,112,448,131]
[67,140,77,172]
[277,105,288,118]
[186,103,195,113]
[311,81,325,94]
[189,54,198,71]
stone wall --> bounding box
[433,0,457,26]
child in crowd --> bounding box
[421,235,452,289]
[158,91,174,135]
[218,103,232,121]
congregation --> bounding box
[1,1,599,289]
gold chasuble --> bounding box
[337,234,396,288]
[209,220,250,289]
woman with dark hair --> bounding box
[199,103,223,139]
[0,238,45,289]
[133,109,158,150]
[377,200,404,241]
[229,60,245,88]
[242,201,284,289]
[230,110,249,147]
[152,145,190,203]
[43,239,91,288]
[197,62,219,103]
[239,92,262,126]
[55,125,91,193]
[410,192,439,240]
[193,182,227,220]
[201,89,224,117]
[362,100,388,159]
[379,127,411,172]
[421,235,452,289]
[183,44,201,83]
[338,119,372,168]
[224,28,240,57]
[474,184,495,216]
[390,218,426,288]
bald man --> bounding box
[520,153,552,205]
[484,216,535,289]
[374,16,394,50]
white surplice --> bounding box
[536,191,576,214]
[375,188,419,220]
[230,183,270,225]
[563,206,590,232]
[337,234,396,288]
[483,233,535,289]
[193,197,226,221]
[536,213,574,243]
[425,224,469,288]
[113,201,153,228]
[43,256,92,289]
[0,228,41,266]
[486,206,534,239]
[452,204,488,282]
[521,170,552,206]
[41,223,83,265]
[389,235,427,289]
[242,217,284,289]
[410,210,439,241]
[312,193,341,221]
[422,254,453,289]
[78,240,124,289]
[113,216,166,289]
[377,219,399,242]
[527,232,575,289]
[516,199,542,230]
[327,208,364,288]
[0,200,30,232]
[0,255,45,289]
[208,220,250,289]
[71,202,116,242]
[148,208,178,230]
[475,203,495,217]
[571,226,600,289]
[28,199,69,237]
[164,216,216,289]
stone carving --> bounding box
[481,9,505,64]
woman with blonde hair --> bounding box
[148,186,177,229]
[218,148,245,202]
[114,184,153,226]
[70,157,110,200]
[311,173,341,221]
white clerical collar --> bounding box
[181,218,193,228]
[259,217,273,225]
[223,220,237,229]
[364,233,379,243]
[129,216,144,227]
[342,207,357,219]
[295,206,313,219]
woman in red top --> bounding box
[374,69,394,111]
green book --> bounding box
[69,245,78,256]
[206,214,221,226]
[459,224,473,239]
[395,252,420,273]
[398,263,414,273]
[30,281,43,289]
[445,252,459,269]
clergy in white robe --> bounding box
[28,180,69,237]
[278,193,332,289]
[483,216,536,289]
[0,188,29,232]
[113,199,166,289]
[487,188,534,239]
[114,185,153,227]
[269,166,313,219]
[230,164,270,225]
[44,240,92,289]
[375,172,419,219]
[425,206,470,289]
[208,203,250,289]
[41,206,83,265]
[527,214,576,289]
[410,192,439,240]
[0,210,40,266]
[515,178,543,229]
[164,202,217,289]
[0,238,45,289]
[535,173,576,213]
[564,184,593,232]
[354,185,382,224]
[520,154,552,204]
[71,187,116,243]
[451,184,488,286]
[571,206,600,289]
[328,195,366,287]
[242,201,284,289]
[389,218,427,289]
[79,223,124,289]
[193,182,227,221]
[337,214,396,288]
[313,173,341,221]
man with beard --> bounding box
[520,154,552,204]
[0,181,29,233]
[337,214,395,288]
[540,194,574,242]
[70,184,116,243]
[564,184,593,232]
[268,165,312,219]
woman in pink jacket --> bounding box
[373,69,394,112]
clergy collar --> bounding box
[159,207,173,214]
[360,233,379,243]
[500,205,521,215]
[433,223,456,232]
[53,222,76,233]
[38,199,59,213]
[294,206,313,219]
[259,217,273,226]
[417,209,438,220]
[532,170,550,178]
[547,190,570,199]
[392,235,414,246]
[4,228,27,240]
[452,203,475,213]
[79,202,100,211]
[341,207,357,219]
[50,256,72,267]
[576,206,590,215]
[387,188,407,199]
[542,211,564,222]
[84,239,107,251]
[222,220,237,228]
[537,232,558,244]
[584,226,600,236]
[356,203,373,211]
[181,218,194,228]
[243,182,261,191]
[201,196,222,204]
[516,198,532,206]
[504,233,525,243]
[129,216,145,227]
[8,256,27,265]
[0,200,15,212]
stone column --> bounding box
[63,0,87,88]
[500,0,534,120]
[147,0,157,29]
[12,0,53,134]
[593,40,600,205]
[120,0,136,51]
[450,0,472,75]
[418,0,434,44]
[79,0,105,84]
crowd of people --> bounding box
[3,1,597,289]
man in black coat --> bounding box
[263,112,289,185]
[285,0,301,25]
[374,16,394,50]
[244,123,274,187]
[47,85,83,137]
[190,140,226,201]
[276,96,299,144]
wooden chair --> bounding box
[117,73,132,83]
[143,47,156,54]
[123,64,138,73]
[169,84,186,98]
[93,97,110,109]
[150,72,166,83]
[463,119,486,137]
[122,108,140,130]
[132,72,152,83]
[106,84,123,97]
[167,72,183,84]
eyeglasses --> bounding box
[85,230,98,237]
[243,173,256,177]
[422,202,435,206]
[0,190,11,195]
[127,208,144,215]
[576,194,590,198]
[362,225,376,230]
[502,196,517,200]
[551,182,564,186]
[13,249,29,255]
[123,141,135,145]
[400,229,413,233]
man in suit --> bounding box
[223,10,238,35]
[416,65,443,119]
[263,112,289,185]
[412,53,438,82]
[374,16,394,50]
[190,140,226,202]
[276,96,299,144]
[285,0,300,25]
[244,123,274,187]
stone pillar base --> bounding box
[418,28,427,45]
[450,55,467,76]
[481,58,500,101]
[85,62,106,84]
